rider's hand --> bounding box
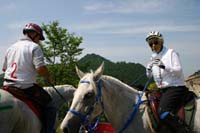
[146,59,165,70]
[153,59,165,69]
[146,61,154,71]
[47,76,54,85]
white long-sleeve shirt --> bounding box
[2,36,45,89]
[146,46,185,88]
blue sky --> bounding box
[0,0,200,78]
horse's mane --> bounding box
[100,75,147,115]
[101,75,140,94]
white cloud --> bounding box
[83,0,173,14]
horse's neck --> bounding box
[44,85,75,109]
[101,76,140,128]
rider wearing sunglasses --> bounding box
[145,31,190,132]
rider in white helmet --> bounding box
[146,31,191,132]
[2,23,56,133]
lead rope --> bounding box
[118,76,152,133]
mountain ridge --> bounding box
[77,53,148,86]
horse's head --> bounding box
[60,63,104,133]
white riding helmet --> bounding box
[146,31,164,42]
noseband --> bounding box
[68,79,104,132]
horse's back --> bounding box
[0,89,41,133]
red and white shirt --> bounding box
[3,36,45,89]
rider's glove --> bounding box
[146,59,165,70]
[153,59,165,69]
[146,61,154,71]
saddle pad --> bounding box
[2,86,41,120]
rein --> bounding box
[45,80,67,102]
[118,77,151,133]
[69,79,104,133]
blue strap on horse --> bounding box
[118,75,152,133]
[85,79,105,133]
[70,79,104,133]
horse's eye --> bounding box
[84,92,94,100]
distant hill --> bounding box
[77,53,149,87]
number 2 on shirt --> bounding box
[11,62,17,79]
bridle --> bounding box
[68,79,104,132]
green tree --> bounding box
[36,21,84,127]
[40,21,83,85]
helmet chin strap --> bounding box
[28,32,38,43]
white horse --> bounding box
[60,63,200,133]
[0,84,76,133]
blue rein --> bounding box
[118,77,151,133]
[68,79,104,132]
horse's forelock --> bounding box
[77,72,98,95]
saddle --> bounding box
[2,85,51,120]
[146,90,196,132]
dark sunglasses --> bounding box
[148,40,160,47]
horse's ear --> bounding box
[94,62,104,81]
[75,66,85,79]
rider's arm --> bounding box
[164,50,183,76]
[33,46,52,83]
[36,65,52,83]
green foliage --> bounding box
[41,21,83,64]
[38,21,83,86]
